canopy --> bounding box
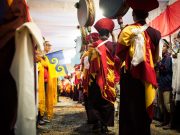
[149,0,180,37]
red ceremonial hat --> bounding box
[86,32,99,43]
[74,64,81,70]
[126,0,159,12]
[94,18,115,33]
[64,75,69,79]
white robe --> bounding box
[10,22,44,135]
[175,54,180,101]
[172,53,180,101]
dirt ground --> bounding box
[37,96,180,135]
[151,121,180,135]
[37,96,119,135]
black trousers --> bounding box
[88,80,114,126]
[119,70,151,135]
[172,101,180,130]
[0,38,17,135]
[73,86,79,101]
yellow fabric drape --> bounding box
[145,41,156,108]
[118,24,156,109]
[105,56,116,104]
[59,81,63,93]
[87,43,116,103]
[37,62,45,117]
[81,51,90,94]
[145,82,156,108]
[64,79,71,94]
[7,0,13,6]
[71,84,74,92]
[88,47,100,85]
[44,56,57,120]
[53,78,57,106]
[66,84,71,94]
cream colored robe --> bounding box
[10,22,44,135]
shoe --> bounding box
[37,125,48,130]
[163,124,172,130]
[38,120,46,125]
[43,119,51,123]
[87,120,96,124]
[155,123,168,127]
[92,122,101,132]
[101,125,109,133]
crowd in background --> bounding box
[1,0,180,135]
[154,32,180,131]
[54,15,180,135]
[4,3,177,134]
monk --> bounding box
[87,18,117,133]
[0,0,30,134]
[116,10,161,135]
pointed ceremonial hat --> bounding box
[127,0,159,12]
[94,18,115,33]
[86,32,99,43]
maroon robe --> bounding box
[0,0,30,134]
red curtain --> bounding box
[149,0,180,37]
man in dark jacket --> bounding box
[156,39,173,129]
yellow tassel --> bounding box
[7,0,13,6]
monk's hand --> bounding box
[110,32,116,42]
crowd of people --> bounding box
[154,33,180,131]
[1,0,180,135]
[35,10,180,135]
[54,11,180,135]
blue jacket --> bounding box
[158,53,172,91]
